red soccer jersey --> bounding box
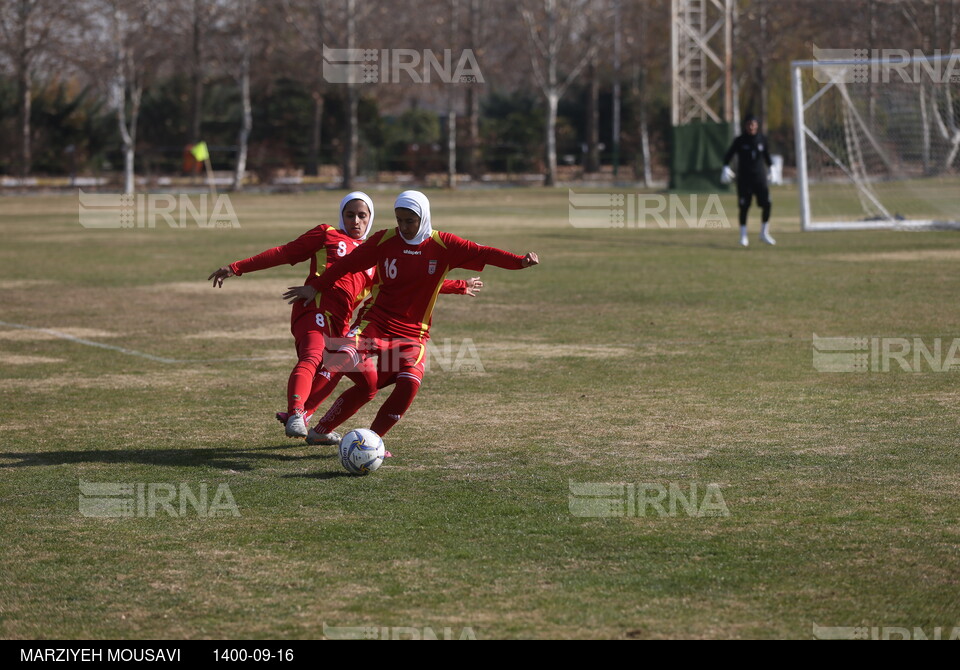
[314,228,525,341]
[229,224,374,323]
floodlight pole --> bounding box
[671,0,734,125]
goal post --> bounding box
[792,51,960,231]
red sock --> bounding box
[287,329,325,414]
[370,373,421,437]
[303,368,343,417]
[315,365,378,433]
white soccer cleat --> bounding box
[740,235,749,247]
[760,231,776,245]
[306,428,341,446]
[285,411,308,438]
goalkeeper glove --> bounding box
[720,165,735,185]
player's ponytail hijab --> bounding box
[339,191,375,240]
[394,190,433,245]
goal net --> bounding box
[792,52,960,230]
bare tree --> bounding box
[211,0,259,191]
[185,0,214,144]
[447,0,460,188]
[341,0,358,189]
[584,54,599,174]
[520,0,598,186]
[282,0,330,177]
[630,0,657,186]
[0,0,71,178]
[97,0,167,193]
[234,0,254,190]
[464,0,484,179]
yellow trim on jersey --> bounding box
[417,267,450,340]
[378,228,399,246]
[362,260,385,313]
[314,224,336,277]
[354,285,372,306]
[353,320,370,347]
[430,231,447,248]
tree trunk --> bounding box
[465,86,481,179]
[234,56,252,191]
[611,0,621,177]
[342,0,358,189]
[307,91,323,177]
[190,0,204,143]
[118,85,141,195]
[920,76,931,175]
[123,143,135,195]
[466,0,482,179]
[757,0,767,127]
[585,59,599,174]
[233,0,252,191]
[343,84,358,189]
[640,108,652,188]
[17,67,30,179]
[16,0,30,179]
[447,108,457,189]
[447,0,459,189]
[545,90,558,187]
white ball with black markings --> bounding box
[338,429,386,475]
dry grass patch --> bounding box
[825,249,960,263]
[0,353,65,364]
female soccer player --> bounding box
[207,192,478,440]
[278,273,482,445]
[306,190,539,446]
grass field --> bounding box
[1,186,959,639]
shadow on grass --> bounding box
[284,470,355,480]
[0,444,338,472]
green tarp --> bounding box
[670,121,732,192]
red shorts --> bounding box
[339,321,426,381]
[291,300,352,350]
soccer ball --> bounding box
[338,429,386,475]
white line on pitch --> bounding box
[0,320,290,365]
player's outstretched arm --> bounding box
[521,252,539,268]
[439,277,484,297]
[208,266,236,288]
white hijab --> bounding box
[338,191,374,240]
[394,190,433,246]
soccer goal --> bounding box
[792,52,960,231]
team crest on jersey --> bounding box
[428,260,438,275]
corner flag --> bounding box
[191,141,210,163]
